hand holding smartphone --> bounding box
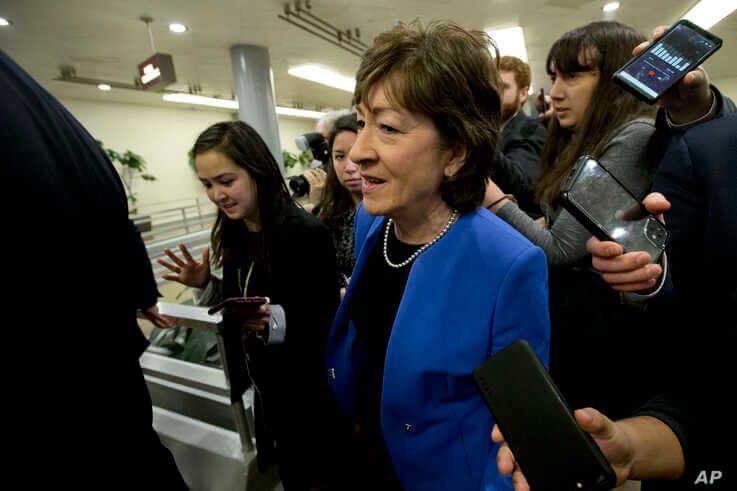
[474,341,616,490]
[560,156,668,263]
[614,20,722,104]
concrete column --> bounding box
[230,45,283,171]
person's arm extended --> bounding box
[491,151,535,215]
[494,407,685,489]
[489,120,655,266]
[615,414,685,481]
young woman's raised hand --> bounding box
[158,244,211,289]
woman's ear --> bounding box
[444,143,468,178]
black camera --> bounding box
[288,132,330,197]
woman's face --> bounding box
[195,150,259,226]
[549,62,600,130]
[331,130,362,195]
[350,80,462,221]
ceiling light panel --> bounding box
[287,64,356,93]
[162,93,326,119]
[169,23,188,33]
[485,26,528,62]
[603,2,620,13]
[682,0,737,29]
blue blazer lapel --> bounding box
[326,213,384,412]
[336,212,384,325]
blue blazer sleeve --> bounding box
[482,245,550,490]
[491,245,550,364]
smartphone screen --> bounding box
[614,20,721,103]
[565,157,667,259]
[474,341,615,490]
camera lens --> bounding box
[288,175,310,197]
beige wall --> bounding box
[56,97,315,211]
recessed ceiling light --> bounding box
[603,2,620,13]
[287,64,356,93]
[0,17,12,27]
[485,26,528,62]
[97,84,112,91]
[169,23,188,34]
[683,0,737,29]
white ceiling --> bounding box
[1,0,735,112]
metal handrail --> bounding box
[131,197,216,243]
[139,302,255,453]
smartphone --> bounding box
[207,296,270,316]
[613,19,722,104]
[539,88,548,113]
[560,155,668,263]
[473,340,616,491]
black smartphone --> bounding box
[613,19,722,104]
[560,155,668,263]
[207,296,270,316]
[539,88,548,113]
[473,340,616,491]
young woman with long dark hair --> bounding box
[314,113,362,287]
[158,121,340,490]
[484,21,660,420]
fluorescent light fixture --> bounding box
[275,107,326,119]
[486,26,528,62]
[288,64,355,93]
[162,93,326,119]
[603,2,620,13]
[169,23,188,33]
[97,84,112,91]
[0,17,11,26]
[683,0,737,29]
[163,93,238,110]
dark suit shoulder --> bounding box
[507,111,545,137]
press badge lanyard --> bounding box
[237,262,255,298]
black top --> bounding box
[217,206,345,488]
[349,219,423,489]
[638,110,737,491]
[493,110,547,216]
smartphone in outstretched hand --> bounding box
[474,340,616,491]
[613,19,722,104]
[560,155,668,263]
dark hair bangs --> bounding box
[546,34,599,75]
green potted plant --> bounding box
[282,148,313,176]
[98,141,157,230]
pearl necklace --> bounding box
[383,210,460,269]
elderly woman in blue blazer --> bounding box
[325,21,550,491]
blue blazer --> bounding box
[327,205,551,490]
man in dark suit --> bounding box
[584,97,736,489]
[1,51,186,487]
[642,113,736,490]
[491,56,547,215]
